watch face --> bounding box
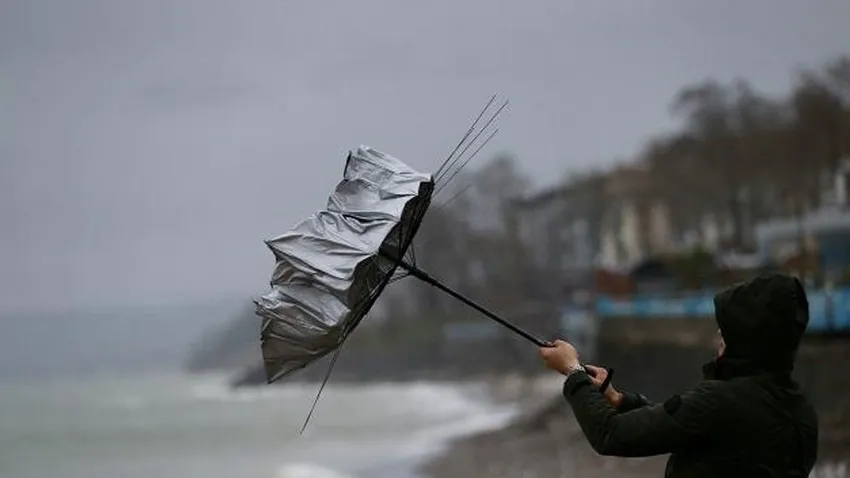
[569,364,585,374]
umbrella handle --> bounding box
[388,255,608,380]
[538,345,608,382]
[389,256,552,348]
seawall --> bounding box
[595,316,850,460]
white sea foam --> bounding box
[276,463,356,478]
[0,372,524,478]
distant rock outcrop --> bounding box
[184,305,262,373]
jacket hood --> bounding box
[709,273,809,377]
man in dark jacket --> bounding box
[540,273,819,477]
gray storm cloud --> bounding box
[2,0,849,313]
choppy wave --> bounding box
[1,371,523,478]
[277,463,355,478]
[267,378,520,478]
[811,462,849,478]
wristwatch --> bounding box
[564,362,586,378]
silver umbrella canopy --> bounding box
[255,146,434,384]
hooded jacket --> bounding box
[563,273,819,477]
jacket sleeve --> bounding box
[563,371,730,457]
[617,390,652,413]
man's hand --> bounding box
[586,364,624,409]
[538,339,580,375]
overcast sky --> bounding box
[2,0,849,315]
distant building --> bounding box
[755,208,850,279]
[510,163,678,289]
[754,158,850,281]
[510,172,608,294]
[510,156,850,295]
[597,163,656,268]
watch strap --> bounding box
[565,362,586,377]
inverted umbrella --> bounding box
[255,145,437,383]
[255,98,557,430]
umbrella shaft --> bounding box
[391,257,551,348]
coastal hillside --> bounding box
[183,304,262,373]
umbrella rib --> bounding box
[435,99,507,186]
[436,101,500,184]
[389,272,409,284]
[406,221,417,266]
[409,193,448,258]
[294,256,397,433]
[405,198,431,266]
[434,94,497,179]
[434,127,499,198]
[383,253,550,348]
[398,215,414,266]
[407,244,416,266]
[433,182,473,212]
[434,96,500,182]
[299,344,345,435]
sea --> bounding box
[0,371,520,478]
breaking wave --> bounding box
[276,463,355,478]
[3,371,523,478]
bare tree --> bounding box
[384,53,850,320]
[665,78,787,249]
[790,64,850,196]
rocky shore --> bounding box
[420,388,665,478]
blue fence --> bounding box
[595,288,850,333]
